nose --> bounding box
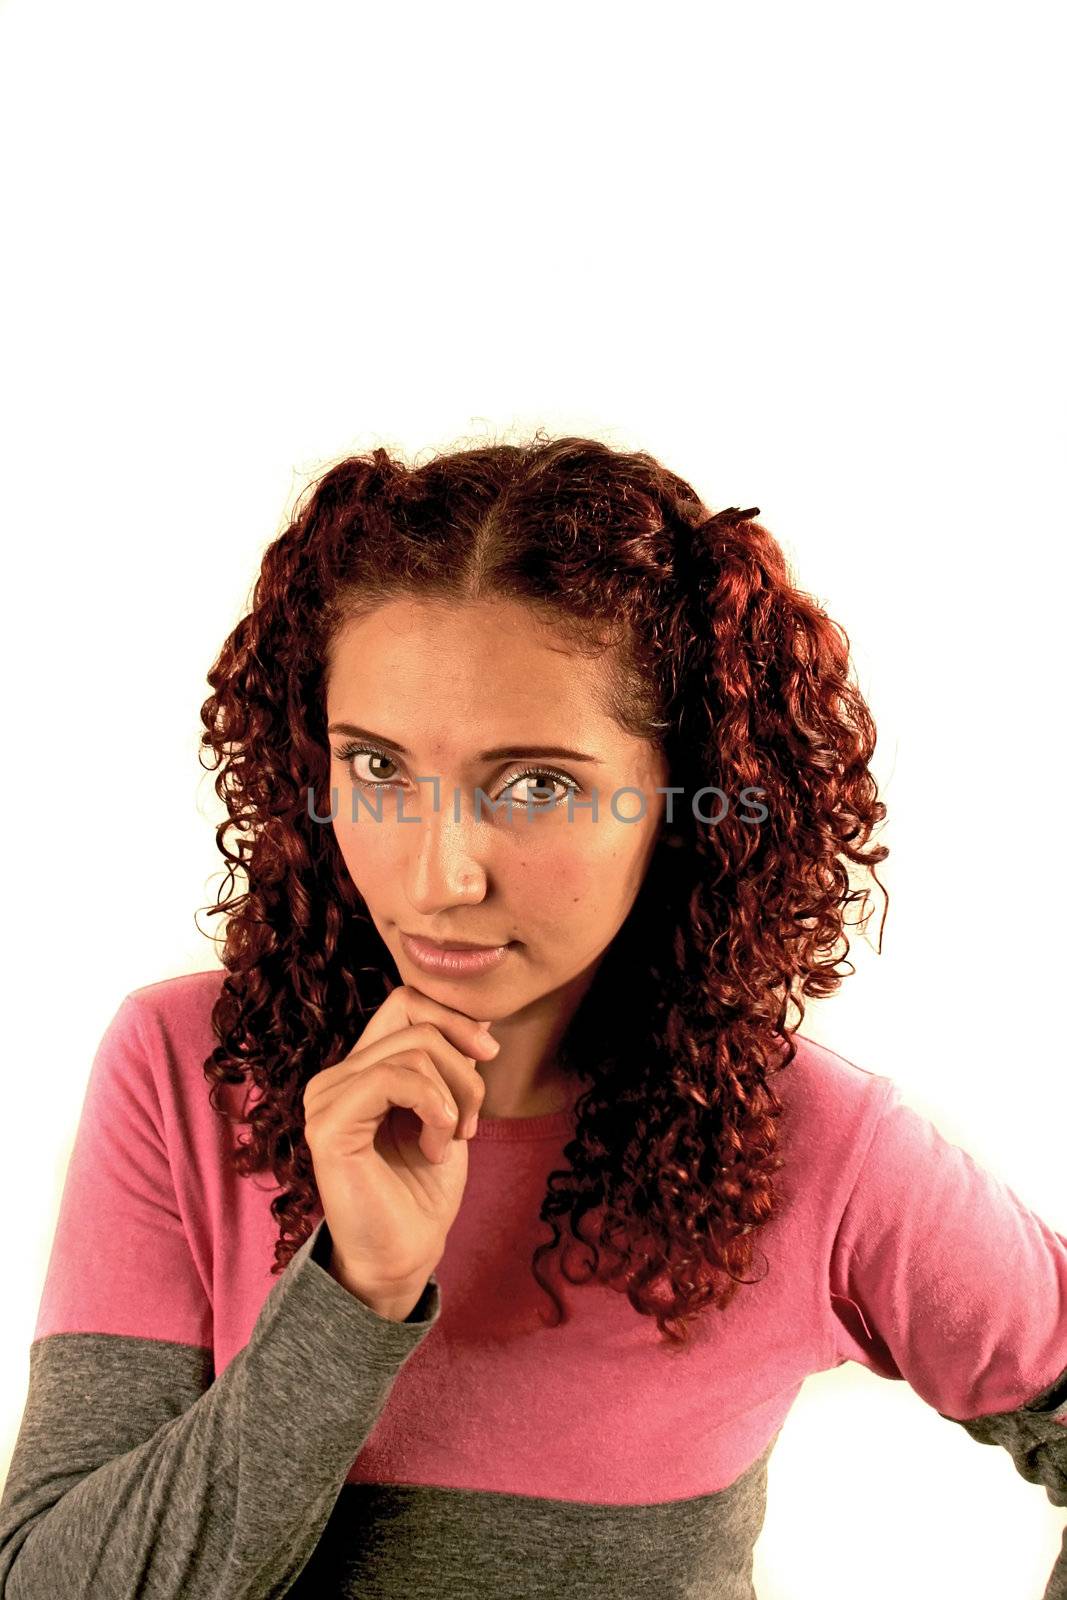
[403,791,489,908]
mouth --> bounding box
[400,930,510,952]
[399,930,515,977]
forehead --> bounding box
[325,598,617,730]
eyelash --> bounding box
[331,740,581,808]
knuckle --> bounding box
[390,1049,435,1082]
[387,1047,433,1075]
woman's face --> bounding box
[323,597,670,1019]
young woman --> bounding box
[1,435,1064,1599]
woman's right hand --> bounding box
[302,984,497,1303]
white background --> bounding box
[1,2,1064,1595]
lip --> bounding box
[400,931,513,976]
[401,931,506,951]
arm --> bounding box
[0,996,441,1599]
[828,1080,1067,1599]
[947,1364,1067,1599]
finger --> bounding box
[307,1043,456,1122]
[376,1023,488,1138]
[315,1027,486,1139]
[311,1057,460,1166]
[307,989,496,1114]
[356,984,498,1063]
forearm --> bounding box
[0,1218,440,1599]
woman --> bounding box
[1,434,1064,1599]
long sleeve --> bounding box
[0,994,441,1600]
[827,1079,1067,1599]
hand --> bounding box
[302,985,497,1299]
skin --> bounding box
[323,597,670,1120]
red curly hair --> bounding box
[197,431,888,1352]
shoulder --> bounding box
[123,967,228,1044]
[104,968,231,1114]
[126,965,228,1013]
[771,1031,899,1215]
[776,1030,895,1132]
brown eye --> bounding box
[358,752,398,782]
[335,744,401,785]
[504,772,571,807]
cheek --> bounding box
[330,814,630,914]
[330,814,388,892]
[529,843,599,909]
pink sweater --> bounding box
[1,967,1064,1598]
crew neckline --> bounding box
[472,1107,575,1141]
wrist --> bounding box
[325,1253,431,1322]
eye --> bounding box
[332,743,580,810]
[333,742,402,786]
[499,767,580,809]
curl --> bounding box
[196,433,889,1350]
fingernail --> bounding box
[462,1114,479,1139]
[477,1029,499,1052]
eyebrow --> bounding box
[326,721,603,765]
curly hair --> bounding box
[197,431,888,1353]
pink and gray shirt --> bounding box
[1,968,1065,1598]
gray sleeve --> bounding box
[939,1360,1067,1600]
[0,1216,440,1600]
